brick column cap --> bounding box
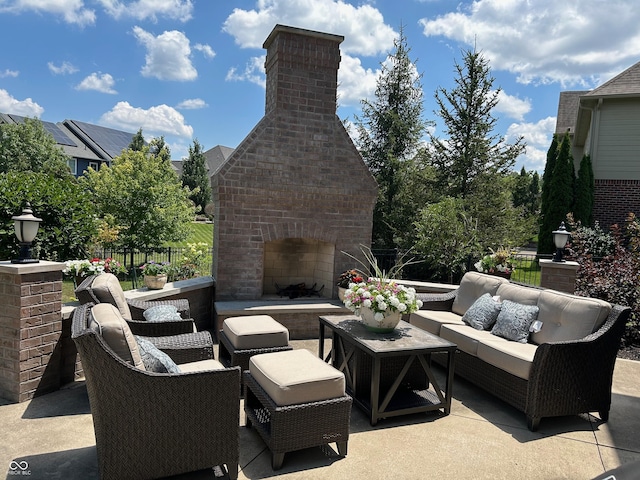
[0,260,66,275]
[539,259,579,271]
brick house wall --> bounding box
[593,179,640,229]
[212,25,378,301]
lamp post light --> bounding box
[11,202,42,264]
[552,221,570,263]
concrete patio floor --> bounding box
[2,339,640,480]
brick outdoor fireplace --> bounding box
[212,24,377,301]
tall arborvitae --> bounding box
[539,132,575,253]
[182,139,211,214]
[528,171,541,216]
[573,154,594,226]
[538,134,559,254]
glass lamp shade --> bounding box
[552,222,570,249]
[12,204,42,243]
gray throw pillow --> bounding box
[461,293,502,330]
[491,300,540,343]
[143,305,182,322]
[135,336,181,373]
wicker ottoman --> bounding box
[218,315,292,375]
[244,349,352,470]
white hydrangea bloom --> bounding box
[397,303,407,312]
[363,298,372,308]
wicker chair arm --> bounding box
[126,317,196,337]
[527,304,631,417]
[127,298,190,320]
[144,331,215,364]
[416,289,458,311]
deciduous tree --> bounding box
[182,139,211,214]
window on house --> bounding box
[89,161,100,171]
[67,158,77,175]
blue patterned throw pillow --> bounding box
[461,293,502,330]
[491,300,540,343]
[135,336,181,373]
[142,305,182,322]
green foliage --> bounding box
[128,128,145,151]
[0,171,97,261]
[354,25,430,249]
[0,117,72,178]
[539,132,575,254]
[413,197,479,282]
[566,214,615,258]
[429,48,525,199]
[181,139,211,214]
[574,154,594,226]
[512,167,540,216]
[82,146,195,250]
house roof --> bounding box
[555,91,588,134]
[585,60,640,98]
[204,145,235,175]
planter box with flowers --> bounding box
[64,258,128,287]
[474,247,515,279]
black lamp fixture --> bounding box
[11,202,42,264]
[552,221,570,263]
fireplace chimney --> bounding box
[212,25,378,300]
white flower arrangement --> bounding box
[340,245,423,322]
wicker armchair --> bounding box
[75,273,195,336]
[72,303,241,479]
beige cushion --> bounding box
[89,303,144,370]
[410,310,464,336]
[476,337,538,380]
[223,315,289,349]
[179,359,226,373]
[249,349,345,406]
[531,290,612,345]
[452,272,508,316]
[90,273,132,320]
[496,283,541,305]
[440,324,496,356]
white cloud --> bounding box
[507,116,557,172]
[419,0,640,87]
[0,89,44,117]
[100,101,193,138]
[337,54,380,107]
[493,90,531,121]
[222,0,396,56]
[97,0,193,22]
[75,72,117,94]
[194,43,215,59]
[226,55,266,88]
[176,98,207,110]
[0,0,95,26]
[0,69,19,78]
[133,26,197,81]
[48,61,78,75]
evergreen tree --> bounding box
[149,136,171,163]
[528,171,541,216]
[539,132,575,254]
[538,134,559,254]
[429,48,525,199]
[574,154,594,226]
[512,167,530,209]
[128,128,145,151]
[182,139,211,213]
[354,25,429,249]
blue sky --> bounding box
[1,0,639,172]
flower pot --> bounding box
[338,286,347,302]
[144,274,168,290]
[489,271,512,280]
[359,307,402,333]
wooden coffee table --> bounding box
[319,314,457,426]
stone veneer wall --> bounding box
[593,179,640,229]
[212,25,378,301]
[0,261,67,402]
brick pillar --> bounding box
[539,259,579,294]
[0,261,66,403]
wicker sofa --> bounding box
[410,271,631,431]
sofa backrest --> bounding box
[89,273,133,321]
[531,290,612,345]
[496,282,541,305]
[452,272,508,316]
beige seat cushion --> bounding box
[90,273,132,320]
[179,359,226,373]
[89,303,144,370]
[476,337,538,380]
[452,272,508,316]
[440,324,496,357]
[495,282,541,305]
[410,310,464,336]
[249,349,345,406]
[531,290,612,345]
[223,315,289,349]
